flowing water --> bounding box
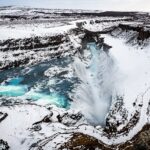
[0,41,116,125]
[72,42,117,125]
[0,57,77,108]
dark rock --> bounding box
[0,112,8,123]
[0,139,9,150]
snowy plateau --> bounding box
[0,6,150,150]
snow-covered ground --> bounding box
[0,104,50,150]
[0,24,76,40]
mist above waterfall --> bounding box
[72,43,119,125]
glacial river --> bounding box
[0,41,113,125]
[0,56,77,108]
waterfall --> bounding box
[72,43,118,125]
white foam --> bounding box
[72,43,120,125]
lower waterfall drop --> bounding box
[72,42,119,125]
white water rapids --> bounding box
[72,42,120,125]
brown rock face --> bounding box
[59,125,150,150]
